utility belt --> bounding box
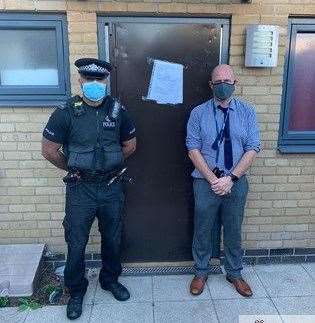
[63,167,133,186]
[83,169,118,181]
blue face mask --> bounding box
[213,82,235,101]
[82,81,107,102]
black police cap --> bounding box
[74,58,112,79]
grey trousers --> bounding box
[192,176,248,278]
[210,213,221,259]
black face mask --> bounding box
[213,82,235,101]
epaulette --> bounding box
[109,99,125,121]
[54,102,66,110]
[111,100,121,120]
[70,95,86,117]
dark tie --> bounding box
[217,106,233,170]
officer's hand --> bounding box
[211,176,233,195]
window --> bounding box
[278,18,315,153]
[0,13,70,106]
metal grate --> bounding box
[121,264,223,276]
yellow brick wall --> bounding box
[0,0,314,254]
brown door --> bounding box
[98,17,230,262]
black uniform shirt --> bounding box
[43,100,136,145]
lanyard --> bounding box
[212,101,230,165]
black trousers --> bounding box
[63,180,124,297]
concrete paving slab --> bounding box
[0,253,42,266]
[214,298,281,323]
[84,275,98,306]
[154,300,218,323]
[0,307,29,323]
[90,302,153,323]
[94,276,153,304]
[1,263,314,323]
[254,264,315,297]
[0,275,34,297]
[272,296,315,315]
[302,263,315,280]
[207,266,268,299]
[0,244,45,297]
[24,305,92,323]
[0,263,38,276]
[153,275,211,301]
[0,244,45,255]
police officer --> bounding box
[42,58,136,320]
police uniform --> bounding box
[43,58,136,299]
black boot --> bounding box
[100,281,130,301]
[66,296,83,320]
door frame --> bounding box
[96,15,231,265]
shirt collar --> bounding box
[213,97,235,111]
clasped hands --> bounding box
[210,176,233,196]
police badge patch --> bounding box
[103,115,116,128]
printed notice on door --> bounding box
[144,59,183,105]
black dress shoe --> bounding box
[100,282,130,301]
[67,296,83,320]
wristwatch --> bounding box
[228,173,239,183]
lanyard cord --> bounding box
[212,101,230,165]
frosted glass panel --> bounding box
[289,33,315,131]
[1,69,58,85]
[0,29,59,86]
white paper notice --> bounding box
[145,59,183,105]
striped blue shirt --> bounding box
[186,97,261,178]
